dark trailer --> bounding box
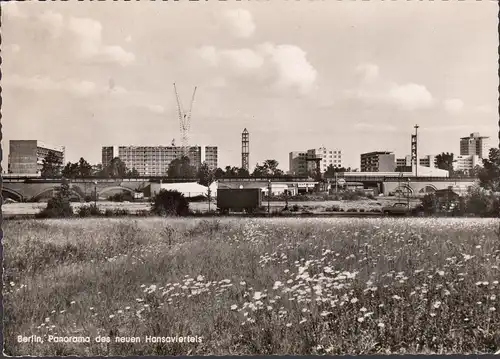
[216,188,262,214]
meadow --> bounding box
[4,217,500,355]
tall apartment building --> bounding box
[203,146,218,170]
[360,151,395,172]
[396,155,412,169]
[453,154,482,172]
[460,133,490,159]
[101,145,217,176]
[289,147,343,176]
[8,140,65,175]
[289,151,308,176]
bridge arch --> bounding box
[418,185,437,194]
[32,187,83,201]
[394,184,414,196]
[2,188,24,202]
[98,186,136,197]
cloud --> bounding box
[125,35,132,43]
[222,9,256,38]
[196,43,317,95]
[37,10,64,39]
[388,83,434,111]
[262,44,318,95]
[3,74,128,98]
[67,16,135,66]
[356,63,379,82]
[12,10,135,67]
[443,98,464,114]
[2,1,27,19]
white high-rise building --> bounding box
[460,133,490,159]
[289,147,343,176]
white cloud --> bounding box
[388,83,434,111]
[2,1,27,19]
[444,98,464,114]
[356,63,379,82]
[3,74,132,99]
[222,9,256,38]
[196,43,317,95]
[37,11,64,39]
[263,44,318,95]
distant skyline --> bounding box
[2,1,498,172]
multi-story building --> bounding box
[8,140,65,175]
[396,155,412,169]
[101,145,214,176]
[419,155,438,168]
[289,151,308,176]
[360,151,395,172]
[453,154,482,172]
[289,147,343,176]
[203,146,218,171]
[460,132,490,159]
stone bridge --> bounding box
[2,177,199,202]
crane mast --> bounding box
[173,83,197,157]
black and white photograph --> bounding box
[2,0,500,355]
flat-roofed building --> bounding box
[360,151,395,172]
[8,140,65,175]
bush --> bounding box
[36,181,74,218]
[151,190,190,217]
[78,204,102,217]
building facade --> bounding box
[289,151,308,176]
[453,154,482,172]
[289,147,343,176]
[204,146,218,170]
[8,140,65,175]
[419,155,438,168]
[360,151,395,172]
[101,145,216,176]
[460,133,490,159]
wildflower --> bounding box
[299,318,307,324]
[491,295,497,301]
[109,315,115,319]
[320,311,332,317]
[197,275,204,281]
[357,317,365,323]
[437,271,445,277]
[240,281,246,286]
[360,307,367,312]
[392,295,402,300]
[125,306,130,310]
[430,312,436,317]
[117,310,123,314]
[70,301,76,305]
[253,292,264,300]
[231,305,238,310]
[433,301,442,309]
[489,307,496,312]
[350,298,359,304]
[45,318,50,323]
[286,323,292,328]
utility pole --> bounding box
[412,124,419,177]
[267,180,271,215]
[407,178,411,211]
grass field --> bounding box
[4,217,500,355]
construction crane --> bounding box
[173,83,197,157]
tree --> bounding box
[92,164,106,177]
[62,162,79,179]
[41,150,63,178]
[78,157,93,177]
[435,152,455,174]
[126,168,140,178]
[324,165,348,178]
[151,190,190,216]
[36,179,73,218]
[252,160,284,177]
[478,148,500,191]
[197,162,215,186]
[213,167,226,179]
[167,156,196,178]
[105,157,128,178]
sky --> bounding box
[1,0,498,172]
